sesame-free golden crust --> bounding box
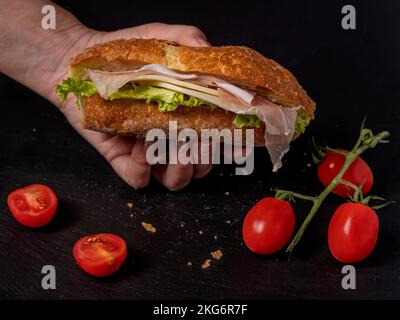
[82,94,266,145]
[71,39,316,118]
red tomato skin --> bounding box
[318,150,373,198]
[328,203,379,263]
[73,233,127,277]
[7,184,58,228]
[243,198,295,254]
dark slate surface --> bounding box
[0,0,399,299]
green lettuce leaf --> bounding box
[295,112,311,135]
[110,85,215,112]
[54,78,311,133]
[55,78,97,102]
[232,114,262,128]
[233,112,311,133]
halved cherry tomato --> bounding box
[242,197,295,254]
[318,149,373,198]
[7,184,58,228]
[328,203,379,263]
[73,233,127,277]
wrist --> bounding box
[0,1,97,105]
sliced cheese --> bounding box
[149,81,220,105]
[126,75,220,97]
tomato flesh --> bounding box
[328,203,379,263]
[7,184,57,227]
[318,149,373,198]
[243,197,295,254]
[73,233,127,277]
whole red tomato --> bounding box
[328,202,379,263]
[243,197,295,254]
[318,149,373,198]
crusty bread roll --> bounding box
[70,39,315,143]
[82,94,267,145]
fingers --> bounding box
[136,22,210,47]
[101,137,151,190]
[152,161,212,190]
[150,138,212,190]
[122,140,151,189]
[193,140,213,178]
[152,163,194,191]
[96,135,212,191]
[175,25,210,47]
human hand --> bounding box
[53,23,213,191]
[0,0,214,191]
[59,23,211,190]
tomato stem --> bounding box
[338,179,366,202]
[319,147,348,157]
[275,190,317,203]
[277,128,390,254]
[309,136,326,164]
[370,201,396,210]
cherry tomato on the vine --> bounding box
[318,149,373,198]
[328,202,379,263]
[243,197,295,254]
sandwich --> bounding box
[56,39,316,171]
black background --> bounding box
[0,0,399,299]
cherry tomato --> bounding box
[328,203,379,263]
[73,233,127,277]
[318,149,373,198]
[7,184,58,228]
[243,197,295,254]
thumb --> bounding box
[136,23,211,47]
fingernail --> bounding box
[196,37,211,47]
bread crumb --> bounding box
[211,250,223,260]
[130,214,134,218]
[187,261,192,267]
[225,220,231,224]
[127,202,134,208]
[198,230,203,235]
[225,192,230,196]
[142,222,156,233]
[201,259,211,269]
[214,235,218,240]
